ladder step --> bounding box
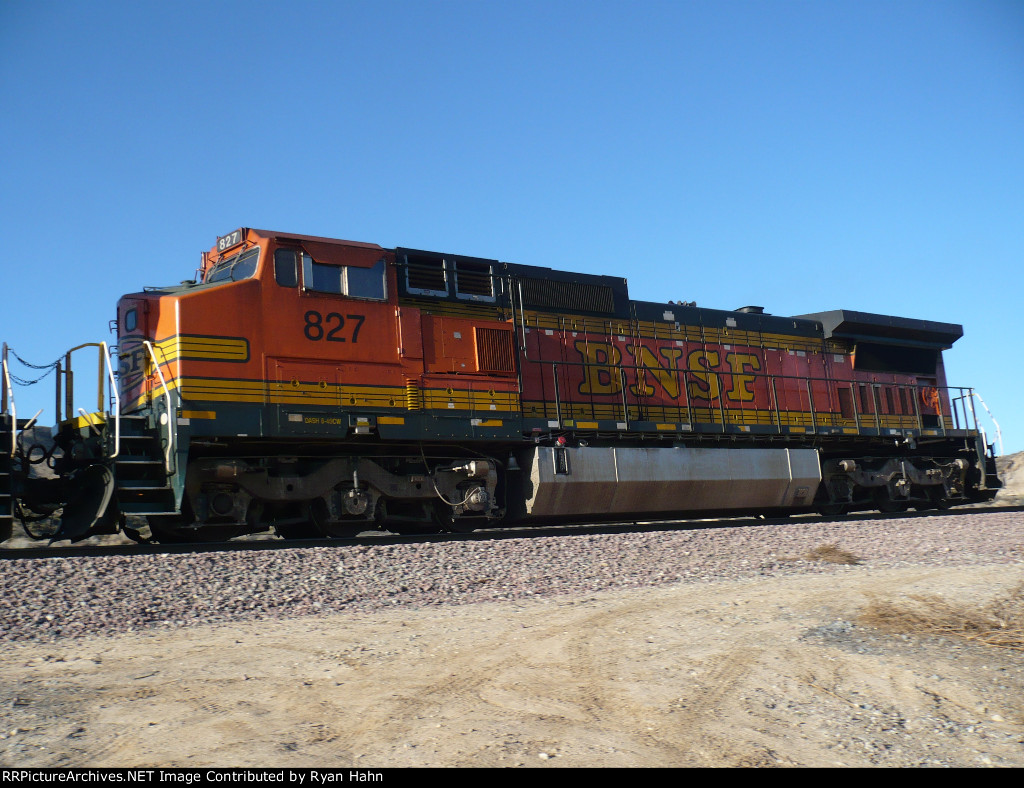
[117,478,172,491]
[117,487,172,494]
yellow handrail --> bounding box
[60,342,120,459]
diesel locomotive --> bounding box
[0,227,1001,542]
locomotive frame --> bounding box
[0,227,1001,543]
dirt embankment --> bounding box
[995,451,1024,505]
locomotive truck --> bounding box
[0,227,1001,542]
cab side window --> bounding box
[301,254,387,301]
[302,253,343,294]
[274,249,298,287]
[346,259,386,300]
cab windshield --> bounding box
[206,247,260,284]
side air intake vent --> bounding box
[475,327,515,374]
[519,277,615,314]
[455,261,494,300]
[405,253,448,296]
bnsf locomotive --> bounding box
[0,228,1001,542]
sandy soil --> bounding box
[2,562,1023,768]
[996,452,1024,505]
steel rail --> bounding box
[3,504,1021,560]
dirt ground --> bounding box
[2,562,1023,768]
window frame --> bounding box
[300,254,388,302]
[274,249,299,287]
[205,246,261,284]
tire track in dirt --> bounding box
[3,564,1023,767]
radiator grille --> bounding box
[475,327,515,373]
[519,277,615,314]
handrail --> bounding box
[57,342,121,459]
[806,380,817,432]
[519,353,976,436]
[551,363,561,423]
[970,391,1003,456]
[21,409,42,432]
[77,408,102,437]
[505,280,975,436]
[2,347,14,458]
[143,340,175,474]
[1,345,7,416]
[101,341,120,459]
[620,367,630,428]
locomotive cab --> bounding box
[111,229,511,539]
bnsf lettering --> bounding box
[626,345,684,398]
[687,349,721,400]
[119,348,144,376]
[724,352,761,402]
[574,340,623,395]
[573,342,769,404]
[303,311,366,343]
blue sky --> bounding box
[1,0,1021,453]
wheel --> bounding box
[873,488,909,513]
[374,499,441,535]
[431,501,456,532]
[432,501,478,533]
[915,488,949,511]
[302,497,368,538]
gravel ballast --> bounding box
[1,511,1021,642]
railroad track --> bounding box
[2,504,1021,561]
